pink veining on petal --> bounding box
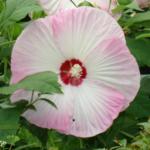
[10,7,140,137]
[38,0,120,19]
[84,38,140,110]
[51,7,125,60]
[69,80,125,137]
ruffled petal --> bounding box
[89,0,117,10]
[51,7,125,60]
[69,80,124,137]
[84,38,140,110]
[37,0,61,15]
[10,8,136,138]
[11,90,36,103]
[11,17,64,84]
[22,80,124,137]
[22,86,74,133]
[38,0,75,15]
[38,0,119,18]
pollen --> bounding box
[70,64,82,78]
[60,59,87,86]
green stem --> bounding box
[8,120,22,150]
[79,138,84,149]
[3,58,7,77]
[9,144,13,150]
[15,143,37,150]
[110,146,122,150]
[30,90,35,103]
[70,0,77,7]
[109,0,112,11]
[120,131,134,139]
[49,134,55,147]
[0,40,15,46]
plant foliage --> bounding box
[0,0,150,149]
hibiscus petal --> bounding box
[11,90,37,103]
[10,8,138,138]
[22,86,74,132]
[69,80,124,137]
[51,7,125,60]
[84,38,140,110]
[11,17,64,84]
[37,0,61,15]
[22,79,124,137]
[38,0,119,17]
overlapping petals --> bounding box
[37,0,119,17]
[11,8,140,137]
[37,0,61,15]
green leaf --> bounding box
[139,120,150,134]
[118,0,133,5]
[112,1,141,13]
[0,100,15,109]
[0,45,12,59]
[14,100,36,112]
[15,143,40,150]
[126,0,142,10]
[0,108,21,140]
[127,37,150,66]
[20,117,48,147]
[39,98,57,109]
[98,112,138,147]
[78,1,94,7]
[18,127,41,147]
[0,0,41,28]
[0,0,4,13]
[126,93,150,118]
[140,75,150,94]
[30,11,46,20]
[136,32,150,39]
[125,11,150,27]
[112,5,126,13]
[5,135,20,145]
[0,71,62,95]
[126,75,150,118]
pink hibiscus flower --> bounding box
[37,0,118,16]
[11,8,140,137]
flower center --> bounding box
[70,64,82,78]
[60,59,87,86]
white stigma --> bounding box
[70,64,82,78]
